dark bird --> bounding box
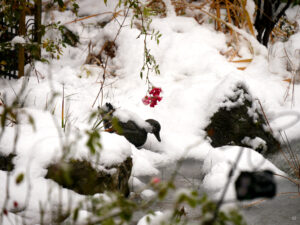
[98,103,161,148]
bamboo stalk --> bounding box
[64,10,123,25]
[242,0,255,36]
[215,0,221,31]
[34,0,42,59]
[18,0,26,78]
[225,0,232,34]
[62,85,65,129]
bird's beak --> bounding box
[154,131,161,142]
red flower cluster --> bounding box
[151,177,161,184]
[142,87,162,107]
[13,201,18,208]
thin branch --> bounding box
[210,147,244,224]
[92,7,131,108]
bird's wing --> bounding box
[117,120,147,147]
[117,120,140,134]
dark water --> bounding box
[240,178,300,225]
[130,158,205,224]
[132,157,300,225]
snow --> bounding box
[132,150,161,177]
[137,211,164,225]
[11,36,26,45]
[99,133,132,166]
[241,137,267,151]
[140,189,156,200]
[77,0,118,16]
[269,110,300,131]
[1,0,300,224]
[137,210,177,225]
[111,105,153,131]
[245,0,256,24]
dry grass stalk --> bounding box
[197,4,259,59]
[220,48,238,61]
[64,10,123,25]
[209,0,255,36]
[283,47,300,106]
[242,101,300,209]
[224,0,232,34]
[271,16,298,44]
[171,0,189,16]
[243,191,300,208]
[214,0,221,31]
[230,57,253,69]
[169,0,255,65]
[257,99,300,187]
[231,58,252,63]
[169,0,255,38]
[84,40,117,78]
[279,131,300,180]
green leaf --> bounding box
[73,207,79,221]
[86,130,102,154]
[16,173,24,184]
[112,117,122,134]
[57,0,65,8]
[28,115,36,132]
[1,110,7,128]
[158,186,168,199]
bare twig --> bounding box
[92,7,131,108]
[209,147,244,224]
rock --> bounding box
[46,157,132,196]
[235,170,276,201]
[205,83,280,156]
[0,153,15,171]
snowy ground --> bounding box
[1,0,300,224]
